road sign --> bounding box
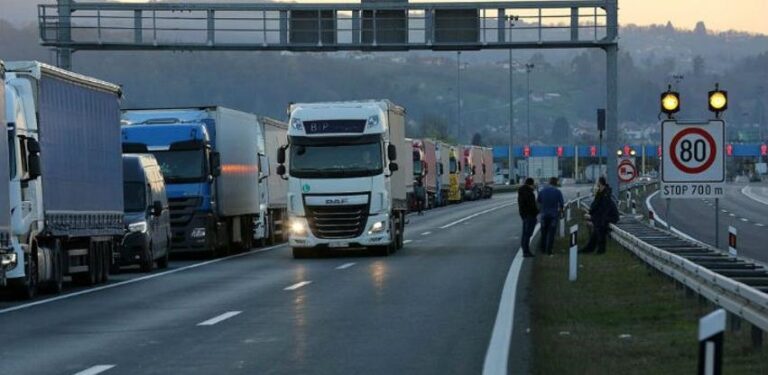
[728,226,737,257]
[661,120,725,199]
[618,159,637,183]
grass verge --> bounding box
[530,218,768,374]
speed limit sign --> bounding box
[661,120,725,199]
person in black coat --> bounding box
[517,178,539,257]
[580,177,619,254]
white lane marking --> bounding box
[440,202,516,229]
[740,218,749,222]
[284,281,312,291]
[403,240,413,244]
[336,262,356,270]
[482,224,538,375]
[722,209,728,213]
[756,223,765,227]
[0,244,286,316]
[73,365,116,375]
[729,213,736,217]
[197,311,242,326]
[421,231,432,236]
[742,185,768,206]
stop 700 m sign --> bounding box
[661,120,725,199]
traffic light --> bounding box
[726,143,733,156]
[657,145,662,157]
[523,145,531,157]
[660,85,680,118]
[708,83,728,118]
[761,144,767,156]
[556,146,564,157]
[590,145,597,157]
[623,145,631,156]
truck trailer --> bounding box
[3,61,124,298]
[121,107,277,256]
[278,100,408,258]
[412,139,437,208]
[463,146,484,201]
[436,141,451,206]
[481,147,494,198]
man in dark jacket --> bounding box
[580,177,619,254]
[518,178,538,257]
[537,177,564,256]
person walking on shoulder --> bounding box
[537,177,564,256]
[518,178,538,258]
[580,177,619,254]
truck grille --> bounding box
[168,197,202,225]
[305,204,369,239]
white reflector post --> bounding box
[568,224,578,281]
[728,226,737,257]
[698,309,725,375]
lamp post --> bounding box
[508,49,515,184]
[525,63,535,145]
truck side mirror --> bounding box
[389,162,399,172]
[152,200,163,217]
[276,164,286,176]
[210,151,221,177]
[277,146,286,164]
[387,144,397,161]
[26,138,41,179]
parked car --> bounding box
[120,154,171,272]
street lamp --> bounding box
[456,52,469,142]
[525,63,535,144]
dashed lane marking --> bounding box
[197,311,242,326]
[440,202,516,229]
[336,263,356,270]
[73,365,116,375]
[421,231,432,236]
[284,281,312,291]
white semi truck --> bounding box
[0,61,13,287]
[277,100,408,258]
[3,62,124,298]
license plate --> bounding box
[329,242,349,248]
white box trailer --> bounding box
[436,141,451,206]
[260,116,289,243]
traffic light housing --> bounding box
[523,145,531,158]
[660,85,680,118]
[708,84,728,117]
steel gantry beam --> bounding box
[38,0,620,192]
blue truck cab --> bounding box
[121,115,222,253]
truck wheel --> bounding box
[292,247,314,259]
[396,219,405,250]
[157,247,170,269]
[140,243,155,273]
[73,245,98,286]
[15,249,39,300]
[41,240,64,294]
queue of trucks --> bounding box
[0,60,497,298]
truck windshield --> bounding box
[123,182,146,212]
[449,157,457,174]
[151,150,207,183]
[290,142,383,178]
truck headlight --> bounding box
[368,220,386,234]
[366,115,380,129]
[191,227,206,238]
[290,218,308,236]
[128,221,148,233]
[291,117,304,131]
[0,252,17,268]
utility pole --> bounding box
[457,51,462,142]
[525,63,535,144]
[508,49,515,184]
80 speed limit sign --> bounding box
[661,120,725,199]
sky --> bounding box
[110,0,768,35]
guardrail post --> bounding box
[698,309,725,375]
[751,325,764,348]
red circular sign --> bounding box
[669,128,717,174]
[618,160,637,182]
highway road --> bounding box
[649,182,768,264]
[0,187,583,375]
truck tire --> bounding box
[292,247,314,259]
[396,217,405,250]
[41,240,64,294]
[14,248,39,300]
[140,242,155,273]
[157,245,170,269]
[73,244,98,286]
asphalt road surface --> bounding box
[650,182,768,264]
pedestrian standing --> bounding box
[518,178,539,258]
[580,177,619,254]
[415,178,426,216]
[537,177,564,256]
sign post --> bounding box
[698,309,726,375]
[568,224,578,281]
[728,226,737,257]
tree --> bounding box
[471,133,483,146]
[694,21,707,35]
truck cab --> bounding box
[0,62,14,286]
[121,113,225,254]
[278,100,407,258]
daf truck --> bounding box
[436,141,451,206]
[463,145,483,200]
[277,100,407,258]
[412,139,437,208]
[3,61,124,298]
[121,107,281,256]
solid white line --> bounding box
[482,224,539,375]
[73,365,116,375]
[284,281,312,291]
[440,202,516,229]
[421,231,432,236]
[336,262,356,270]
[742,185,768,206]
[197,311,242,326]
[403,240,413,244]
[0,244,286,316]
[740,218,749,222]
